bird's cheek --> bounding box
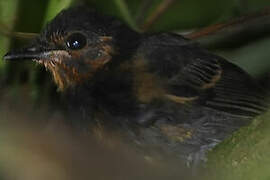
[84,50,112,72]
[85,49,103,60]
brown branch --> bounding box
[186,7,270,40]
[0,22,38,40]
[141,0,176,32]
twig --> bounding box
[114,0,138,31]
[0,22,38,39]
[186,7,270,40]
[141,0,176,32]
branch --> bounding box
[141,0,176,32]
[0,22,38,39]
[186,7,270,40]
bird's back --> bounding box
[125,33,268,164]
[136,33,267,118]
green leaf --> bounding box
[44,0,74,23]
[0,0,20,71]
[113,0,138,31]
[206,110,270,180]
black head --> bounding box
[4,6,139,90]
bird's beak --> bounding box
[3,46,49,61]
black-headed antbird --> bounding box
[3,6,268,166]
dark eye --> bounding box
[66,33,87,50]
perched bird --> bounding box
[3,6,268,166]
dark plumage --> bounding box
[4,6,268,166]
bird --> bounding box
[3,6,268,166]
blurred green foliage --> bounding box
[0,0,19,71]
[206,110,270,180]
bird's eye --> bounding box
[66,33,87,50]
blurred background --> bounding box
[0,0,270,179]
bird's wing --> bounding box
[165,57,221,102]
[140,33,267,117]
[168,55,267,115]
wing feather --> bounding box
[140,33,267,117]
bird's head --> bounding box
[4,6,139,90]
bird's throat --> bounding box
[47,62,93,91]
